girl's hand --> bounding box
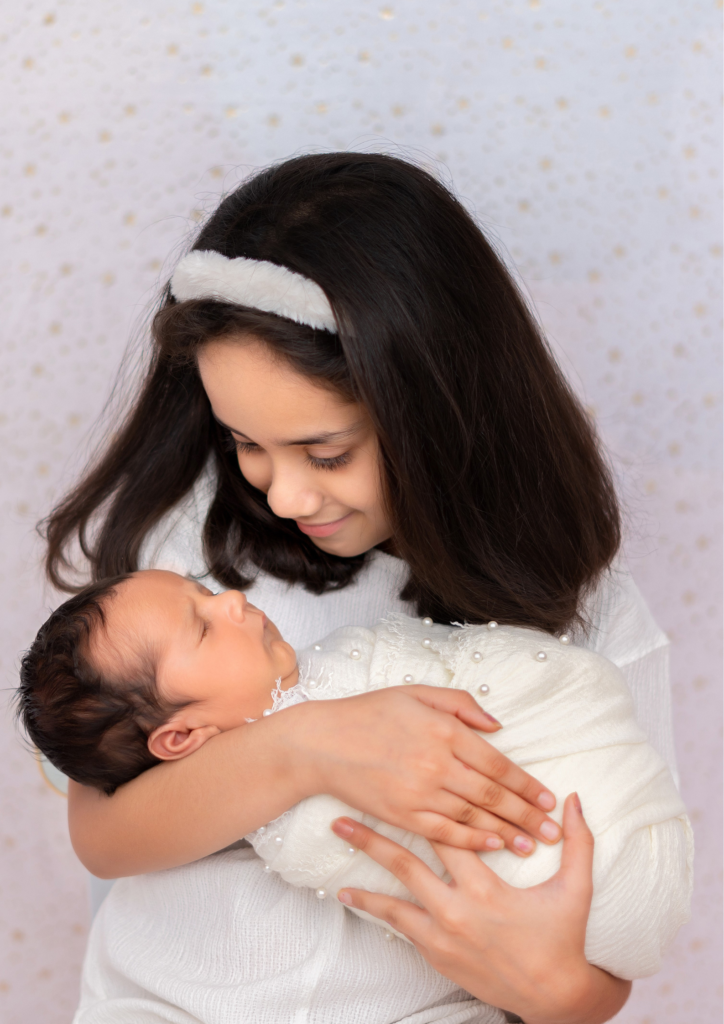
[291,684,561,856]
[331,794,631,1024]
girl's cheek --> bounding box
[340,453,384,512]
[237,454,272,493]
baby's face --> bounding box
[91,570,298,728]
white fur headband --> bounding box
[169,250,337,333]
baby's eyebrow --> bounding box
[184,595,203,637]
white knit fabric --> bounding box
[68,469,684,1023]
[248,615,692,982]
[170,251,337,333]
[76,851,504,1024]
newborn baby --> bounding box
[19,569,692,986]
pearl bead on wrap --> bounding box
[274,835,283,846]
[350,649,361,660]
[422,616,433,626]
[316,888,327,900]
[536,651,547,661]
[559,634,571,645]
[313,644,322,651]
[487,620,498,630]
[472,651,483,663]
[403,674,414,684]
[478,683,490,695]
[262,708,272,717]
[421,638,432,648]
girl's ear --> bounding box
[147,720,221,761]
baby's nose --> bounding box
[216,589,247,619]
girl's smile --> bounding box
[295,511,355,538]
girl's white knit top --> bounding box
[72,474,680,1024]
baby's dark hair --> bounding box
[17,575,186,795]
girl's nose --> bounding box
[265,466,324,521]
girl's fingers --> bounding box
[403,811,515,851]
[406,683,504,734]
[430,794,537,856]
[429,837,500,887]
[336,887,431,944]
[445,758,561,846]
[450,724,557,815]
[556,793,595,901]
[332,817,448,907]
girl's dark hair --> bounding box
[44,152,620,632]
[16,576,184,795]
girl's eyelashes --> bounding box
[224,432,352,471]
[305,451,353,471]
[226,437,260,456]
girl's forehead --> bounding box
[198,339,360,436]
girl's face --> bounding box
[197,337,392,558]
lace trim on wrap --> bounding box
[270,679,310,713]
[244,678,310,722]
[246,806,297,861]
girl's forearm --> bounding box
[520,964,631,1024]
[68,713,309,878]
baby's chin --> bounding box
[273,639,299,688]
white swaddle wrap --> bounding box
[248,614,692,982]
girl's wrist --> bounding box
[518,960,630,1024]
[267,700,325,802]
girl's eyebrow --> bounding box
[212,414,363,447]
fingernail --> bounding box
[484,712,502,727]
[332,819,354,838]
[485,836,503,850]
[572,792,582,814]
[540,821,561,841]
[513,835,534,853]
[537,791,556,811]
[337,890,352,905]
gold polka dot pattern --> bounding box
[0,2,719,1020]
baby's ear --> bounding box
[148,720,221,761]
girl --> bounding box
[45,152,674,1022]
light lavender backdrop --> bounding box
[0,1,721,1021]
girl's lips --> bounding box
[295,512,354,538]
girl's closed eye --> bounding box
[224,436,260,456]
[224,431,352,471]
[305,451,352,471]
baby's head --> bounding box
[17,570,298,794]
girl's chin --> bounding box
[311,533,371,558]
[309,520,392,559]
